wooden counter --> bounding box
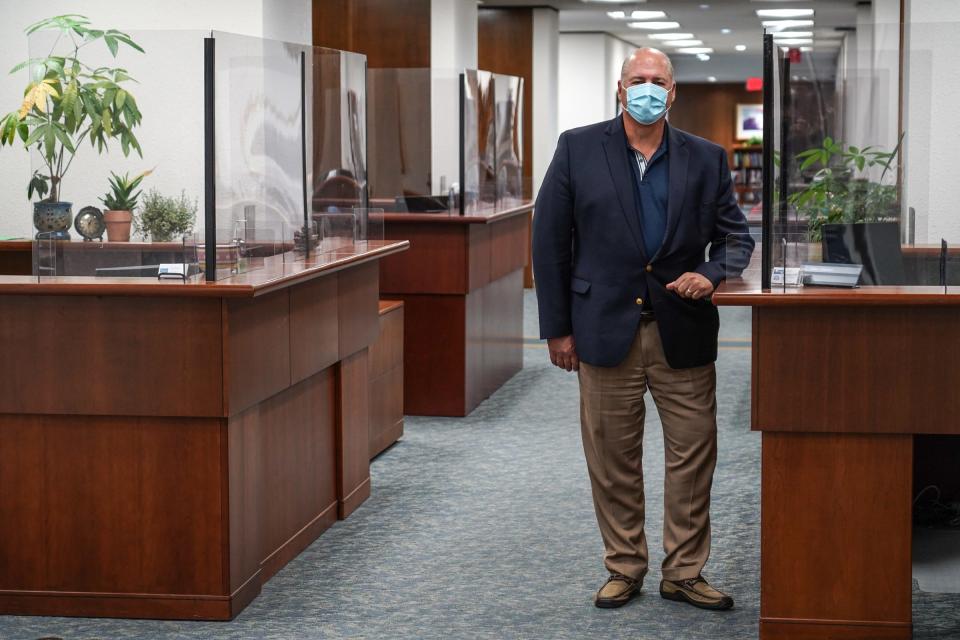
[714,273,960,640]
[0,240,408,621]
[379,203,531,416]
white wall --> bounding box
[531,8,558,195]
[903,0,960,243]
[430,0,477,195]
[0,0,310,238]
[558,33,636,136]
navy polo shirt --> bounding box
[626,130,669,260]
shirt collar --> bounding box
[627,123,670,162]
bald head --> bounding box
[620,47,674,85]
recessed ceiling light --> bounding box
[676,47,714,54]
[665,40,703,46]
[762,19,814,31]
[756,8,815,18]
[648,33,695,40]
[775,38,812,45]
[721,28,732,34]
[772,31,813,38]
[627,21,682,29]
[735,44,747,51]
[799,46,813,52]
[699,4,710,9]
[608,10,668,20]
[696,53,711,61]
[707,76,717,82]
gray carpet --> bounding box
[1,292,958,639]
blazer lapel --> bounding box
[656,125,689,259]
[601,116,647,259]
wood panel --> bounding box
[0,242,31,275]
[225,290,292,417]
[381,223,469,295]
[488,211,530,282]
[289,273,340,384]
[312,0,430,69]
[369,366,404,458]
[754,306,960,433]
[669,82,761,159]
[760,432,912,638]
[256,369,338,581]
[338,261,380,357]
[482,269,524,399]
[0,295,222,417]
[337,348,371,518]
[392,293,468,416]
[479,7,534,200]
[0,415,225,596]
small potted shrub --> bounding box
[135,189,196,242]
[100,170,149,242]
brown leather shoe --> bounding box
[660,575,734,611]
[594,573,640,608]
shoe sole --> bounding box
[594,587,639,609]
[660,587,734,611]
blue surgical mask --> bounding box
[624,82,671,125]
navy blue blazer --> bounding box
[533,117,755,369]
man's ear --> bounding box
[617,80,625,106]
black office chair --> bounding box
[822,221,907,285]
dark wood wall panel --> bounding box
[668,82,761,159]
[755,306,960,433]
[0,415,225,595]
[760,432,912,636]
[0,295,223,417]
[479,8,534,199]
[313,0,431,68]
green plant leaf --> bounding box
[43,124,55,159]
[115,89,126,109]
[52,123,75,153]
[104,35,119,57]
[101,108,112,135]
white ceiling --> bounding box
[479,0,861,82]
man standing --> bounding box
[533,48,753,611]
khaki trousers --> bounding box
[578,319,717,582]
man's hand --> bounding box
[548,335,580,372]
[666,272,715,300]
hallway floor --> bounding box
[2,291,958,639]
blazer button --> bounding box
[635,297,643,305]
[645,264,653,273]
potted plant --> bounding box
[100,170,149,242]
[0,15,144,239]
[134,189,197,242]
[789,134,903,242]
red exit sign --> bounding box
[746,77,763,92]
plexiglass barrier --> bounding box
[20,28,372,282]
[758,23,960,290]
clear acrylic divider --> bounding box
[353,207,385,251]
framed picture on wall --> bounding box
[736,103,764,140]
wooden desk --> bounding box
[0,241,408,621]
[379,203,531,416]
[0,240,31,275]
[714,276,960,640]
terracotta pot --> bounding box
[103,210,133,242]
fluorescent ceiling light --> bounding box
[676,47,714,54]
[799,46,813,52]
[735,44,747,51]
[775,38,812,45]
[648,32,695,40]
[608,10,668,19]
[696,53,711,61]
[763,19,814,30]
[721,28,732,34]
[756,8,814,18]
[772,31,813,38]
[707,76,717,82]
[627,21,681,29]
[665,39,703,46]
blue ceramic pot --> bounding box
[33,201,73,240]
